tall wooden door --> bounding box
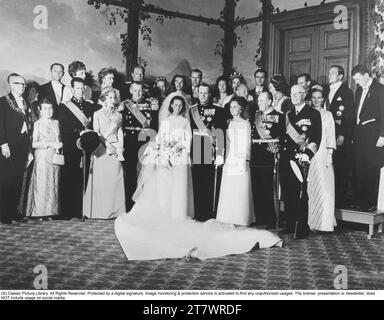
[283,22,350,86]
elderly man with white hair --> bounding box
[279,84,322,239]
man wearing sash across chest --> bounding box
[121,81,159,211]
[189,83,228,221]
[250,91,285,228]
[0,74,32,224]
[57,77,99,220]
[280,85,322,239]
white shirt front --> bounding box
[356,78,373,124]
[51,81,63,104]
[328,81,342,105]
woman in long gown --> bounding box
[308,88,337,231]
[26,99,62,219]
[83,87,125,219]
[115,96,282,261]
[216,97,255,226]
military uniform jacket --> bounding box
[189,101,228,165]
[121,98,158,148]
[281,104,322,160]
[251,109,285,167]
[324,82,354,142]
[57,98,97,162]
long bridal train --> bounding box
[114,113,283,261]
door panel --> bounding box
[284,26,318,82]
[283,23,350,86]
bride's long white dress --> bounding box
[115,115,283,261]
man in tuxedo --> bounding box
[280,85,322,239]
[38,63,71,117]
[189,83,227,221]
[249,69,268,103]
[351,64,384,211]
[187,69,203,104]
[0,73,31,224]
[324,65,354,207]
[121,81,159,211]
[57,77,99,220]
[297,73,312,104]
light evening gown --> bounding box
[83,108,126,219]
[216,119,255,226]
[308,109,337,231]
[26,119,61,217]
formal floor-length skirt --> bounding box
[26,149,60,217]
[216,161,255,226]
[83,145,126,219]
[308,149,336,231]
[115,162,282,261]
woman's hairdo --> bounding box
[38,97,53,109]
[98,67,115,84]
[230,96,247,109]
[169,95,186,114]
[99,86,116,102]
[68,61,86,78]
[171,74,186,89]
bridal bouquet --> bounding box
[144,137,187,168]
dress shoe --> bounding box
[14,216,28,222]
[368,206,377,212]
[1,220,12,225]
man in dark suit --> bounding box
[351,64,384,211]
[186,69,203,104]
[38,63,71,117]
[0,73,32,224]
[57,77,99,220]
[189,83,228,221]
[280,84,322,239]
[324,65,354,207]
[249,69,268,103]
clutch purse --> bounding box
[52,151,65,166]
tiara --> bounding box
[229,72,244,80]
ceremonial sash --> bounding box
[65,101,90,129]
[190,106,210,135]
[285,112,305,146]
[126,102,149,128]
[102,122,117,141]
[254,111,272,140]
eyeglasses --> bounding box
[12,82,26,86]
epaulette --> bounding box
[189,103,198,109]
[213,102,221,108]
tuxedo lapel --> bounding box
[359,80,377,119]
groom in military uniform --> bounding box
[121,81,159,211]
[189,83,228,221]
[280,84,322,239]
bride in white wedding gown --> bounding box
[115,95,282,261]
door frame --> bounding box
[266,0,371,87]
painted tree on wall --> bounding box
[369,0,384,78]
